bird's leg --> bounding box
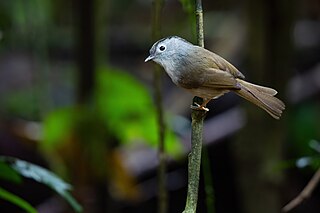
[190,98,210,111]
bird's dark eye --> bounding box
[159,45,165,51]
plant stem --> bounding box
[183,1,206,212]
[183,110,206,213]
[151,0,167,212]
[282,167,320,212]
[195,0,204,48]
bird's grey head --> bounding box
[144,36,193,68]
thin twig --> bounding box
[282,167,320,212]
[195,0,204,48]
[182,0,206,212]
[183,110,206,213]
[151,0,167,212]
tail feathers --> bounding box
[238,80,278,96]
[235,79,285,119]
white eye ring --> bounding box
[159,45,166,51]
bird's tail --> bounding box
[235,79,285,119]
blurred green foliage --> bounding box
[289,104,320,157]
[95,66,180,153]
[0,187,37,213]
[0,0,53,48]
[2,89,39,120]
[43,66,182,156]
[179,0,196,39]
[0,156,82,212]
[0,161,22,184]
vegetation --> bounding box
[0,0,319,213]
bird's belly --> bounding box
[187,87,229,100]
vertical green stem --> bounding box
[151,0,167,212]
[183,0,206,212]
[183,110,206,213]
[195,0,204,48]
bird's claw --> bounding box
[190,103,209,112]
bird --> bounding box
[145,36,285,119]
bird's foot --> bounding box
[190,102,209,112]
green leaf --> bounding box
[0,187,37,213]
[42,66,183,157]
[42,107,75,149]
[95,66,182,156]
[0,161,22,183]
[0,156,82,212]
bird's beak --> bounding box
[144,55,154,62]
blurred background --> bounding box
[0,0,319,212]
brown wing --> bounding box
[175,66,240,90]
[193,46,245,79]
[176,46,244,90]
[201,68,241,89]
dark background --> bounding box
[0,0,320,212]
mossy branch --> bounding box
[182,1,206,213]
[195,0,204,48]
[183,110,206,213]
